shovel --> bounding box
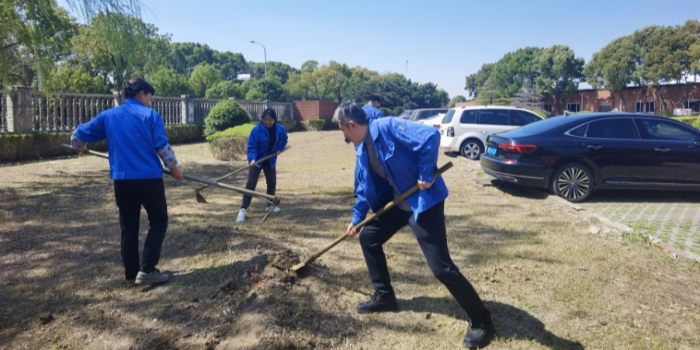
[289,161,453,273]
[195,152,278,203]
[62,144,281,208]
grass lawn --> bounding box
[1,130,699,350]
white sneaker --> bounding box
[265,205,281,213]
[236,208,246,222]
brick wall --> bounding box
[294,101,340,121]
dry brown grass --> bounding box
[1,130,699,350]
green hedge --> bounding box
[0,124,205,163]
[672,116,700,130]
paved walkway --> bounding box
[577,190,700,261]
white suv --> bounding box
[439,106,543,160]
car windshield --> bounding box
[398,110,413,119]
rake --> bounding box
[194,152,278,203]
[62,144,281,212]
[289,161,453,273]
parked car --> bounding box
[479,113,700,202]
[439,106,544,160]
[398,108,449,122]
[417,113,445,129]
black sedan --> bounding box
[480,113,700,202]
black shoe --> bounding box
[356,292,398,314]
[463,317,495,349]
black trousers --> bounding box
[359,201,489,321]
[114,178,168,280]
[241,161,276,208]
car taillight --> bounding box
[447,127,454,137]
[497,143,537,154]
[433,124,440,130]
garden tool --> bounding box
[194,152,278,203]
[62,144,281,207]
[289,162,453,273]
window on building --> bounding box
[566,103,580,112]
[541,104,551,112]
[635,101,655,113]
[685,100,700,112]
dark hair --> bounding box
[367,94,382,103]
[332,102,368,126]
[124,78,155,99]
[261,108,277,121]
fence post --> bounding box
[6,86,33,133]
[265,99,271,109]
[112,91,123,106]
[181,95,194,124]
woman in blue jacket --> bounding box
[236,108,288,222]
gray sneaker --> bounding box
[134,269,170,285]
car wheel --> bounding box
[551,163,594,202]
[460,139,483,160]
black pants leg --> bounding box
[114,179,168,279]
[408,201,489,322]
[241,161,276,208]
[358,206,412,296]
[262,162,276,196]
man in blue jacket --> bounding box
[71,78,183,285]
[333,103,495,349]
[353,94,385,195]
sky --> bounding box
[58,0,699,100]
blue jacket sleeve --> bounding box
[150,110,169,149]
[388,119,440,183]
[278,124,288,152]
[72,113,106,143]
[247,126,259,162]
[351,178,370,226]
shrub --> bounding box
[203,100,250,137]
[208,136,248,161]
[167,124,205,143]
[278,120,299,132]
[206,123,256,142]
[206,123,257,161]
[303,119,327,131]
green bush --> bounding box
[305,119,326,131]
[673,116,700,130]
[278,120,299,132]
[203,100,250,137]
[206,123,256,142]
[208,136,248,161]
[166,124,205,143]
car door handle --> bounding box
[587,145,602,150]
[654,148,671,153]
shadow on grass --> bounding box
[402,297,584,350]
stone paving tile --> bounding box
[578,190,700,261]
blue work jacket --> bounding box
[247,122,288,168]
[352,117,448,225]
[363,103,384,123]
[72,98,169,180]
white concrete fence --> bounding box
[0,87,294,133]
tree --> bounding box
[247,61,297,84]
[245,79,285,101]
[214,51,246,81]
[169,42,215,77]
[43,63,109,93]
[489,47,542,98]
[205,80,244,99]
[1,0,141,88]
[534,45,585,114]
[1,1,78,88]
[72,12,170,94]
[465,63,494,98]
[148,68,193,97]
[584,36,634,111]
[448,95,467,108]
[188,63,221,97]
